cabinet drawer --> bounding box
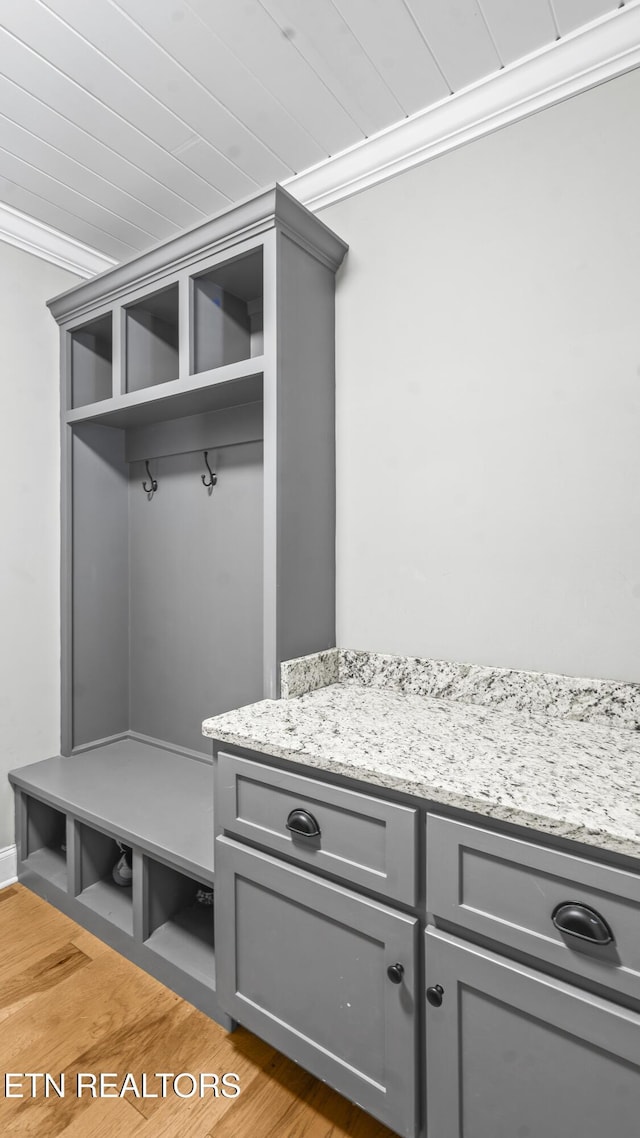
[425,928,640,1138]
[217,752,417,904]
[216,836,418,1138]
[426,815,640,1001]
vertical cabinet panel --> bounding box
[425,928,640,1138]
[216,836,418,1137]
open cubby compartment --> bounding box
[192,246,263,375]
[144,857,215,987]
[76,821,134,936]
[22,795,68,891]
[125,282,179,393]
[69,398,264,757]
[70,312,113,409]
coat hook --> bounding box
[142,459,158,495]
[201,451,217,489]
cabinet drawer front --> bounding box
[427,815,640,1000]
[217,752,417,904]
[425,928,640,1138]
[216,836,418,1138]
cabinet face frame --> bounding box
[215,835,418,1138]
[425,928,640,1138]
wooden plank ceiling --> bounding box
[0,0,621,261]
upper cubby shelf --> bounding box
[70,312,112,409]
[65,246,265,428]
[192,247,263,374]
[126,282,179,393]
[54,185,347,437]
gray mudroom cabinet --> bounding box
[210,746,640,1138]
[9,185,348,1025]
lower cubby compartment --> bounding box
[144,858,215,988]
[76,822,133,936]
[10,743,234,1030]
[23,795,68,891]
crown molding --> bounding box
[286,1,640,212]
[0,202,116,279]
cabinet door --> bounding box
[216,836,418,1137]
[425,928,640,1138]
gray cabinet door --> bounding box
[216,836,418,1138]
[425,928,640,1138]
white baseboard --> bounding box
[0,845,18,889]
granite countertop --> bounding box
[203,653,640,862]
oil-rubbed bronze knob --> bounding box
[427,984,444,1007]
[387,963,405,984]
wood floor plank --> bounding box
[58,1098,146,1138]
[125,1026,278,1135]
[0,941,91,1023]
[204,1050,319,1138]
[124,1014,272,1121]
[0,887,83,976]
[0,951,179,1074]
[69,926,115,961]
[0,885,391,1138]
[265,1075,397,1138]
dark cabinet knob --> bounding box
[286,808,321,838]
[427,984,444,1007]
[552,902,614,945]
[387,963,405,984]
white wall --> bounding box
[322,67,640,683]
[0,243,80,849]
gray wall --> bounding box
[322,67,640,683]
[0,242,80,851]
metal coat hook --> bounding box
[142,460,158,495]
[201,451,217,490]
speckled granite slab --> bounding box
[281,648,338,699]
[280,649,640,731]
[204,683,640,862]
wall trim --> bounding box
[286,1,640,211]
[0,202,116,279]
[0,845,18,890]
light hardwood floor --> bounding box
[0,884,395,1137]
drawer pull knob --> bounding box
[387,963,405,984]
[427,984,444,1007]
[552,902,614,945]
[286,809,321,838]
